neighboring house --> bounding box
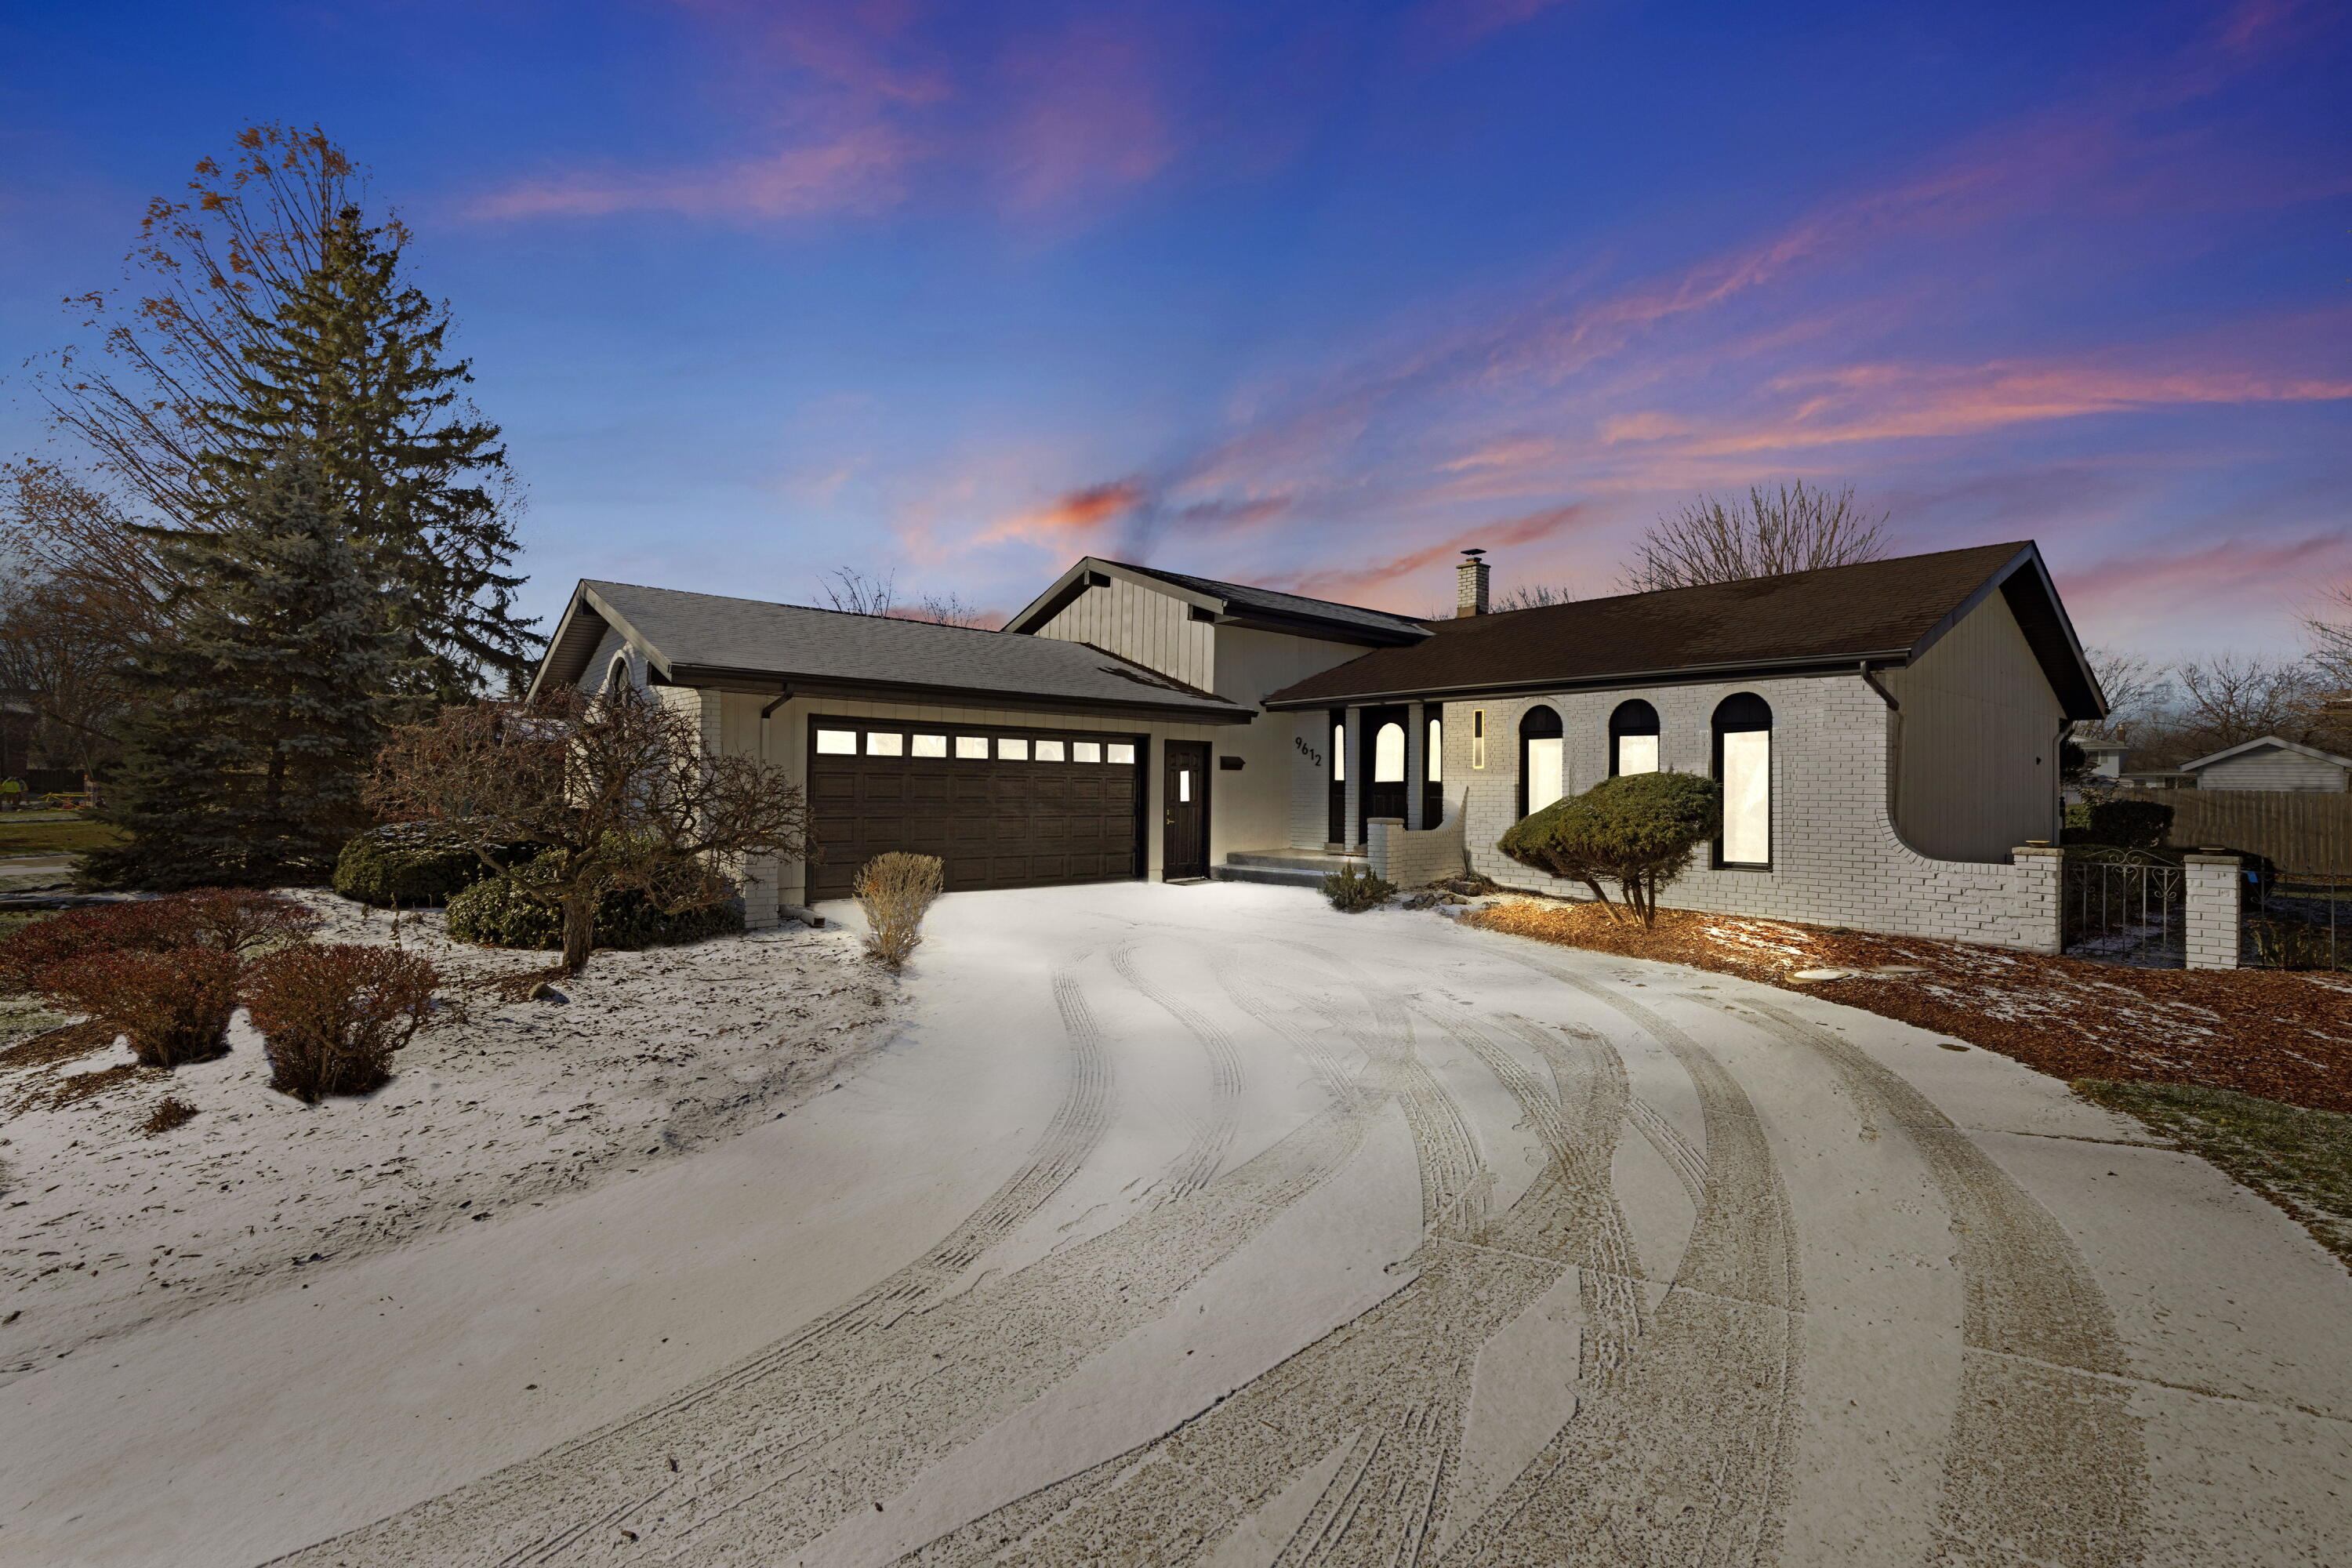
[2176,735,2352,792]
[529,539,2104,950]
[2074,739,2130,782]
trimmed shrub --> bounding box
[855,852,944,969]
[36,946,241,1067]
[1498,771,1722,926]
[174,888,322,953]
[332,823,528,907]
[245,943,438,1102]
[1322,863,1397,913]
[2063,797,2173,850]
[445,867,745,952]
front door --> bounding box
[1162,741,1210,880]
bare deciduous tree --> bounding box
[1493,583,1576,611]
[2310,583,2352,688]
[816,567,896,616]
[2171,653,2332,753]
[367,684,814,975]
[1621,481,1888,592]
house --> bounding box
[528,539,2104,951]
[2176,735,2352,792]
[2073,739,2130,782]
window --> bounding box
[1036,739,1065,761]
[1333,722,1346,782]
[955,735,989,760]
[1471,710,1486,770]
[1713,692,1773,867]
[866,731,903,757]
[998,738,1029,760]
[815,728,857,755]
[1609,699,1661,777]
[912,734,947,757]
[1073,740,1102,763]
[1427,717,1443,784]
[1374,722,1406,783]
[1107,742,1136,765]
[1178,769,1192,803]
[1519,704,1566,818]
[606,653,631,694]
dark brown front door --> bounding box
[1163,741,1210,880]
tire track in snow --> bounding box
[900,1005,1637,1566]
[1439,953,1804,1568]
[1109,942,1248,1204]
[1730,996,2146,1568]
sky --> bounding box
[1,0,2347,658]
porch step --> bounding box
[1211,849,1367,889]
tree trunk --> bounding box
[559,891,597,976]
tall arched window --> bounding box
[607,653,632,695]
[1609,699,1660,776]
[1373,721,1406,782]
[1426,717,1443,784]
[1519,704,1565,818]
[1713,692,1773,867]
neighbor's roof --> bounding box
[2177,735,2352,772]
[1002,557,1430,645]
[532,580,1254,723]
[1261,542,2104,720]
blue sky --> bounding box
[2,0,2347,655]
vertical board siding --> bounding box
[1032,577,1212,691]
[1878,593,2064,860]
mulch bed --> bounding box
[1463,900,2352,1116]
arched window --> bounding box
[1519,704,1565,818]
[1426,717,1443,784]
[1609,699,1660,776]
[1713,692,1773,867]
[606,653,632,695]
[1373,721,1406,782]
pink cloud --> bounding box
[990,23,1177,212]
[469,125,912,220]
[1275,504,1595,605]
[975,477,1149,546]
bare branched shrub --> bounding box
[855,853,943,970]
[245,943,437,1102]
[1622,481,1887,592]
[142,1096,199,1136]
[37,947,241,1067]
[0,889,314,992]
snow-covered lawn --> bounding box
[0,892,900,1377]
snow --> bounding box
[0,891,900,1377]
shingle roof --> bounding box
[2178,735,2352,771]
[545,581,1251,720]
[1102,561,1432,640]
[1262,542,2101,717]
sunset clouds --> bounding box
[3,0,2341,657]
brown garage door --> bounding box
[806,717,1145,899]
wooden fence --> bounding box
[2162,789,2352,874]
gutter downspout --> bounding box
[1860,661,1903,835]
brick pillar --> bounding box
[2009,844,2063,955]
[1343,704,1365,852]
[2183,853,2243,970]
[1405,700,1426,830]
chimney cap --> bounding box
[1461,546,1486,558]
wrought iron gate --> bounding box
[2061,852,2184,967]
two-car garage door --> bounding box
[805,717,1145,899]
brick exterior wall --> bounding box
[1367,794,1468,887]
[2183,853,2243,970]
[1445,673,2064,953]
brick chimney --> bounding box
[1455,549,1489,617]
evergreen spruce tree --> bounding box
[191,205,530,703]
[82,451,403,890]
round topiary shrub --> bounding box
[445,868,746,953]
[332,824,532,907]
[1497,770,1722,926]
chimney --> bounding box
[1455,548,1490,617]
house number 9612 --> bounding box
[1294,736,1323,768]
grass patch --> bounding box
[2075,1080,2352,1270]
[0,818,126,858]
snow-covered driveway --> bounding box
[4,880,2348,1566]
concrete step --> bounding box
[1210,862,1330,889]
[1223,850,1367,874]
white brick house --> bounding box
[529,541,2103,952]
